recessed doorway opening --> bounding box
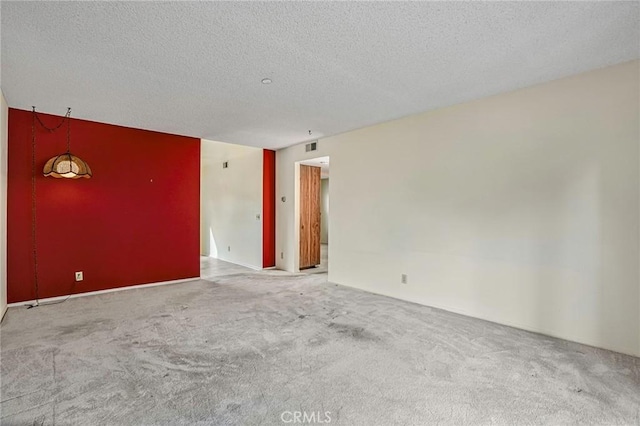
[296,156,329,274]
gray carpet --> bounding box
[1,270,639,425]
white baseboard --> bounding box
[207,256,262,271]
[330,279,640,358]
[231,261,262,271]
[6,276,201,308]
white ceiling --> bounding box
[2,2,638,150]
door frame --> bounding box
[293,161,301,273]
[294,156,329,273]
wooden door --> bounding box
[299,165,321,269]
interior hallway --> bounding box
[306,243,328,275]
[1,260,638,425]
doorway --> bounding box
[297,156,329,273]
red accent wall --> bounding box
[7,108,200,303]
[262,150,276,267]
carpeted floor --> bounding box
[1,261,639,425]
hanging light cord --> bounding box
[29,108,40,307]
[27,107,75,309]
[32,107,70,132]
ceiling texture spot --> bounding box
[2,1,638,149]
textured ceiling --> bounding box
[2,2,639,149]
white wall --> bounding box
[201,139,263,270]
[276,61,640,356]
[0,91,8,320]
[321,178,329,244]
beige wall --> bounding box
[0,91,8,320]
[320,178,329,244]
[201,139,264,270]
[276,60,640,356]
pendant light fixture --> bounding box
[35,107,92,179]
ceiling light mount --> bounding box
[261,78,272,84]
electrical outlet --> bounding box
[280,252,284,259]
[401,274,407,284]
[228,246,231,252]
[75,271,84,282]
